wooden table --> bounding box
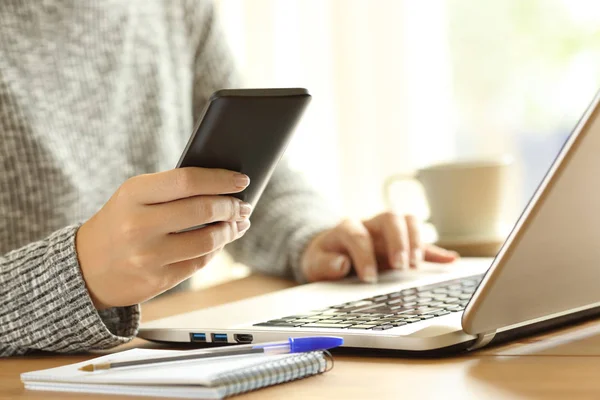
[4,274,600,399]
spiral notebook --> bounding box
[21,348,331,399]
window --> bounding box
[216,0,600,218]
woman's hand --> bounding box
[76,168,252,310]
[301,212,458,283]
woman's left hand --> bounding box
[300,212,459,283]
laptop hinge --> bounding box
[467,331,496,351]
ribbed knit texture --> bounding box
[0,0,339,356]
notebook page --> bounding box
[22,348,303,386]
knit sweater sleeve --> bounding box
[0,225,139,356]
[186,1,341,282]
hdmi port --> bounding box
[234,334,254,344]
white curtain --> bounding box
[215,0,457,220]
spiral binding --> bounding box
[213,351,329,398]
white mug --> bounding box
[384,158,513,240]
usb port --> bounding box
[212,333,228,343]
[190,333,206,343]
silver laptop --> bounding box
[139,91,600,354]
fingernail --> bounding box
[410,249,423,267]
[331,256,348,273]
[239,202,252,219]
[236,219,251,235]
[235,173,250,189]
[363,266,378,283]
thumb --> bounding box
[302,252,352,282]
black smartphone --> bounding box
[177,88,311,207]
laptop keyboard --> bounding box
[254,274,484,331]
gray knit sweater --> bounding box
[0,1,338,356]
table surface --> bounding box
[4,274,600,400]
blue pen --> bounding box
[80,336,344,372]
[253,336,343,355]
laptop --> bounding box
[139,90,600,354]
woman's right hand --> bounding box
[76,168,252,310]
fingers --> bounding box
[424,244,459,263]
[147,195,252,233]
[369,212,410,270]
[336,220,378,283]
[404,214,423,268]
[125,168,250,204]
[164,249,222,289]
[156,220,250,265]
[303,252,351,282]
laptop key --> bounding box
[291,318,325,323]
[373,324,394,330]
[396,310,422,316]
[351,317,378,322]
[393,321,408,327]
[434,310,451,317]
[372,295,389,302]
[377,317,401,323]
[266,319,296,324]
[254,322,305,327]
[349,324,377,329]
[416,298,434,305]
[444,298,461,304]
[299,323,353,328]
[419,308,445,314]
[318,318,349,323]
[403,318,422,323]
[459,294,472,300]
[418,314,435,320]
[392,308,418,315]
[426,301,445,307]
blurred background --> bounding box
[193,0,600,287]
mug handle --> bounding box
[383,173,417,210]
